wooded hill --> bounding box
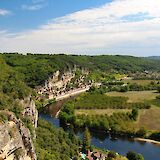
[0,56,31,118]
[0,53,159,116]
[146,56,160,60]
[1,53,160,88]
[0,55,80,160]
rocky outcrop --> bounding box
[21,97,38,129]
[36,68,91,101]
[0,112,36,160]
[37,70,75,99]
[0,97,38,160]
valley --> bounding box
[1,1,160,160]
[0,53,160,160]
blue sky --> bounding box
[0,0,112,32]
[0,0,160,56]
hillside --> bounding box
[146,56,160,60]
[0,56,31,115]
[0,55,81,159]
[1,53,160,88]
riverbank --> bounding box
[134,138,160,145]
[56,86,90,101]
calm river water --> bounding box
[40,113,160,160]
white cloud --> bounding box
[0,9,11,16]
[22,4,44,11]
[32,0,46,3]
[1,0,160,56]
[22,0,47,11]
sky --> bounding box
[0,0,160,56]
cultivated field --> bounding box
[75,109,131,116]
[106,91,160,130]
[75,107,160,131]
[123,79,158,85]
[136,107,160,131]
[106,90,158,103]
[76,90,160,131]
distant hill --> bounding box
[1,53,160,87]
[146,56,160,60]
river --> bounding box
[40,95,160,160]
[39,113,160,160]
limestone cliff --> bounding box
[36,68,90,101]
[0,112,36,160]
[21,97,38,129]
[0,96,38,160]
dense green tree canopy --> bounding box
[1,53,160,87]
[35,119,80,160]
[0,55,31,117]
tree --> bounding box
[136,154,144,160]
[127,151,144,160]
[82,127,91,153]
[136,127,147,138]
[108,150,116,158]
[149,132,160,141]
[130,108,138,121]
[156,95,160,99]
[157,85,160,93]
[120,85,129,92]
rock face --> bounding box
[36,68,91,101]
[37,70,75,99]
[0,96,38,160]
[21,97,38,129]
[0,112,37,160]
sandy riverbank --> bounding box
[134,138,160,145]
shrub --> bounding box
[127,151,144,160]
[136,127,147,138]
[108,150,117,158]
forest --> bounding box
[35,119,80,160]
[0,56,31,118]
[1,53,160,87]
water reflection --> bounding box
[45,96,77,117]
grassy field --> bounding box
[123,79,158,85]
[75,90,160,131]
[74,90,160,131]
[75,109,131,116]
[106,90,158,103]
[135,107,160,131]
[106,91,160,130]
[75,107,160,131]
